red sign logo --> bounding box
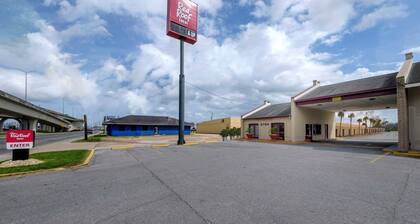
[167,0,198,44]
[6,130,34,150]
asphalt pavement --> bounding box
[0,131,84,154]
[0,141,419,224]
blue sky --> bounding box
[1,0,420,125]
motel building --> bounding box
[103,115,193,137]
[241,53,420,151]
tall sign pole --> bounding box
[178,39,185,144]
[167,0,198,145]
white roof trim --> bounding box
[293,84,320,101]
[397,58,413,83]
[406,82,420,88]
[242,101,271,119]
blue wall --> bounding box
[107,125,191,137]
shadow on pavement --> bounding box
[307,140,396,155]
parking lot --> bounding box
[0,141,419,224]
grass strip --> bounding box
[0,150,90,175]
[73,134,107,143]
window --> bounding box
[142,126,148,131]
[313,124,322,135]
[131,126,137,131]
[119,126,125,131]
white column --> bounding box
[28,119,38,132]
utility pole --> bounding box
[84,114,88,141]
[178,39,185,145]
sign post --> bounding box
[167,0,198,145]
[6,130,35,161]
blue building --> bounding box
[103,115,193,137]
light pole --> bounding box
[0,66,37,101]
[25,72,28,101]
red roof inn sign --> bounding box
[167,0,198,44]
[6,130,34,150]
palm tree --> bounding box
[348,113,355,136]
[357,118,363,135]
[369,118,375,128]
[363,116,369,134]
[338,112,345,137]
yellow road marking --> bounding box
[203,141,220,144]
[370,152,390,164]
[112,145,135,150]
[151,144,170,148]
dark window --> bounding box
[119,126,125,131]
[142,126,148,131]
[131,126,137,131]
[271,123,285,139]
[313,124,322,135]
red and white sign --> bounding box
[6,130,34,150]
[167,0,198,44]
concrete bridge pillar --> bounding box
[22,119,38,132]
[0,118,6,132]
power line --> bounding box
[185,81,235,102]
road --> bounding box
[0,141,419,224]
[0,131,84,154]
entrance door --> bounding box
[325,124,329,140]
[305,124,313,141]
[249,124,259,138]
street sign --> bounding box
[167,0,198,45]
[6,130,34,150]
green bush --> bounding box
[270,127,278,135]
[220,128,229,141]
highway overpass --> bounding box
[0,89,83,132]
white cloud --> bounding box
[0,20,97,107]
[353,4,407,32]
[0,0,409,123]
[401,46,420,54]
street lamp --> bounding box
[23,71,37,101]
[3,67,37,101]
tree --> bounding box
[369,118,375,128]
[363,116,369,134]
[357,118,363,135]
[338,112,345,137]
[234,128,241,139]
[348,113,355,136]
[220,129,228,141]
[375,119,382,128]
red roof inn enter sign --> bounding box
[6,130,34,150]
[167,0,198,44]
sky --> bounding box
[1,0,420,126]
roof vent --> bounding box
[313,80,320,86]
[406,52,413,60]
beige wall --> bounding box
[408,87,420,150]
[242,117,291,140]
[197,117,241,134]
[291,101,336,142]
[336,123,385,137]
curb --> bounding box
[0,149,95,178]
[383,149,420,158]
